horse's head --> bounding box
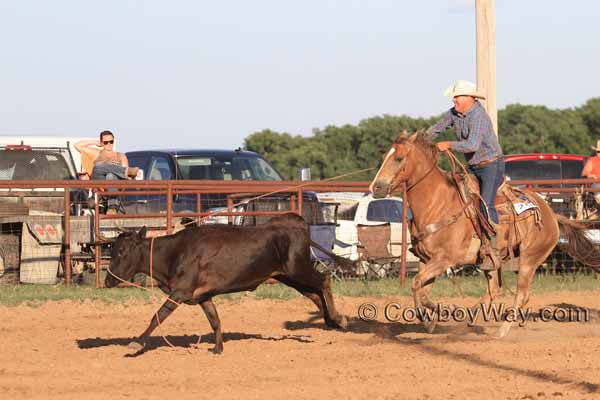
[370,130,438,198]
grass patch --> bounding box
[0,272,598,306]
[0,284,152,306]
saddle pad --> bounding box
[512,200,538,215]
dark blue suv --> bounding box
[122,149,322,223]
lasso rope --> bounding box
[105,166,377,351]
[179,166,376,228]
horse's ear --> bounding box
[395,129,409,143]
[408,133,418,142]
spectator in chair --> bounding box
[75,130,139,214]
[582,140,600,205]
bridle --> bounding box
[383,145,438,195]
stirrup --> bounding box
[479,238,501,271]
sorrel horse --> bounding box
[370,130,600,338]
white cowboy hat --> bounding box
[591,140,600,151]
[443,80,486,99]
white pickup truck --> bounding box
[327,194,420,275]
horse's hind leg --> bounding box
[496,263,536,338]
[469,270,503,323]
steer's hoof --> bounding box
[337,315,348,330]
[128,341,144,352]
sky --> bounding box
[1,0,599,152]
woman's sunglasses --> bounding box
[102,140,114,145]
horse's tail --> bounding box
[557,215,600,271]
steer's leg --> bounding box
[274,273,347,330]
[199,299,224,354]
[130,296,180,352]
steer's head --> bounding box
[104,227,147,288]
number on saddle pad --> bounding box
[513,200,538,215]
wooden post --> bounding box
[226,197,233,225]
[63,189,71,287]
[196,193,202,226]
[476,0,498,135]
[94,190,101,288]
[166,182,173,234]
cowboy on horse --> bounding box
[427,80,504,270]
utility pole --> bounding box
[476,0,497,135]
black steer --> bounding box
[105,213,347,354]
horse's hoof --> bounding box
[209,346,223,354]
[337,315,348,330]
[128,341,144,352]
[494,322,512,339]
[424,320,437,334]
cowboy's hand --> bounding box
[436,141,453,151]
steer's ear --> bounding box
[137,226,147,239]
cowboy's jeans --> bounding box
[468,159,505,225]
[91,162,127,209]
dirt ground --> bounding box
[2,291,600,400]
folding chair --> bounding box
[309,223,345,280]
[357,223,400,278]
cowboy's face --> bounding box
[453,95,475,115]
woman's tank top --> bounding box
[95,150,124,166]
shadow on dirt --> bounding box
[77,331,314,356]
[284,310,599,394]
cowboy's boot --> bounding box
[479,223,501,271]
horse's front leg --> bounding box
[412,259,449,334]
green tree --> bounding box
[578,97,600,141]
[498,104,591,155]
[244,98,599,181]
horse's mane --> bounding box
[394,129,440,163]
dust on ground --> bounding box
[2,291,600,400]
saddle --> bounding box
[454,172,542,269]
[407,167,543,270]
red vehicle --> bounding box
[504,153,586,182]
[504,153,587,217]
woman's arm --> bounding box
[74,140,101,160]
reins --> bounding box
[409,149,488,241]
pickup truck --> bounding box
[0,136,96,215]
[324,193,419,276]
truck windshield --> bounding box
[0,150,72,180]
[175,156,282,181]
[366,199,412,223]
[505,160,584,181]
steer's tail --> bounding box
[557,215,600,272]
[309,239,357,272]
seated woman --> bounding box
[75,130,139,214]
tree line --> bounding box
[244,97,600,181]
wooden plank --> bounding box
[476,0,498,135]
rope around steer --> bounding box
[105,166,377,352]
[179,166,377,228]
